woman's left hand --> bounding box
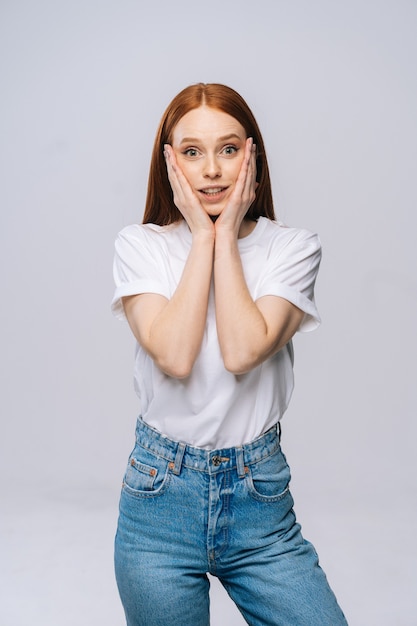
[215,137,257,238]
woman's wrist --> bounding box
[191,225,216,247]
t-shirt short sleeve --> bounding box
[257,228,322,332]
[111,225,170,321]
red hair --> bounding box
[143,83,275,225]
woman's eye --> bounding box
[183,148,199,157]
[222,145,238,156]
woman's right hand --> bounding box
[164,144,214,236]
[122,145,215,379]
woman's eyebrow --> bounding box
[218,133,243,143]
[178,133,244,145]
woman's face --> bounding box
[171,106,247,217]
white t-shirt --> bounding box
[112,217,321,449]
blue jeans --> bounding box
[115,418,348,626]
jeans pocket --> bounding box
[246,447,291,502]
[122,445,171,498]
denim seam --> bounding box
[122,471,173,499]
[134,440,281,473]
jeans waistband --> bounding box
[134,417,281,477]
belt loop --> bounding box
[236,447,246,478]
[171,442,186,475]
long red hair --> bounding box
[143,83,275,225]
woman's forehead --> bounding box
[172,106,246,144]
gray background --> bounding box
[1,1,416,624]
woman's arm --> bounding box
[214,232,304,374]
[123,147,215,379]
[214,140,304,374]
[123,230,213,379]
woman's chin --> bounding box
[202,202,225,218]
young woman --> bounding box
[111,83,347,626]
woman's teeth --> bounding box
[202,188,224,195]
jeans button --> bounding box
[212,455,222,467]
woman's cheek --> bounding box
[229,157,244,183]
[177,159,197,182]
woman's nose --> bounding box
[203,155,221,178]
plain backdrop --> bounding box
[1,1,416,625]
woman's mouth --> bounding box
[198,186,228,202]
